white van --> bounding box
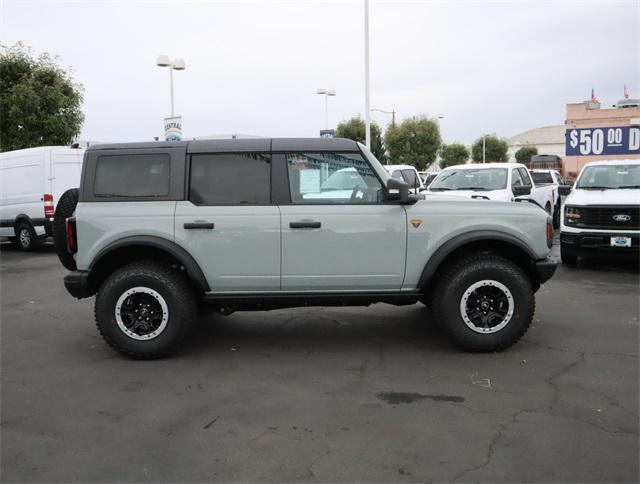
[0,146,84,250]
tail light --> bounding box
[546,221,553,248]
[66,217,77,254]
[44,194,54,218]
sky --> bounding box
[2,0,639,145]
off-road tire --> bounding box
[432,254,535,352]
[15,221,40,251]
[560,243,578,266]
[95,261,197,359]
[53,188,79,270]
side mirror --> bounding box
[558,185,572,196]
[513,185,531,196]
[386,177,410,203]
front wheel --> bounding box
[14,222,40,251]
[95,261,197,359]
[432,254,535,352]
[553,202,561,229]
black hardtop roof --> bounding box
[86,137,360,153]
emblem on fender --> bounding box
[410,219,422,228]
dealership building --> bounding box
[508,94,640,176]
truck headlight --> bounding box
[565,206,581,224]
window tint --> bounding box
[531,172,554,184]
[519,168,533,187]
[511,169,524,187]
[286,152,382,204]
[94,154,171,198]
[190,153,271,205]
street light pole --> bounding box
[316,89,336,131]
[169,67,175,117]
[483,134,486,164]
[364,0,371,149]
[156,55,185,118]
[371,108,396,128]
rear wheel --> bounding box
[14,221,40,251]
[95,261,197,359]
[432,254,534,352]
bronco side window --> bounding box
[94,153,171,198]
[286,152,383,204]
[190,153,271,205]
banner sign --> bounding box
[566,126,640,156]
[164,116,182,141]
[319,129,335,138]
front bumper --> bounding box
[64,271,93,299]
[560,232,640,258]
[534,257,557,284]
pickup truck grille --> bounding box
[567,205,640,230]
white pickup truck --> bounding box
[427,162,559,225]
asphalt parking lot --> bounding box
[1,239,638,483]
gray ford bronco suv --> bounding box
[55,138,556,358]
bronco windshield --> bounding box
[576,164,640,189]
[429,168,508,191]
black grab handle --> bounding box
[289,221,321,229]
[184,222,215,230]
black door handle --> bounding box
[290,221,321,229]
[184,222,214,230]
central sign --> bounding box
[164,116,183,141]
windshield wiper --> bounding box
[617,185,640,189]
[454,187,491,191]
[578,186,609,190]
[429,187,452,191]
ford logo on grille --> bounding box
[612,214,631,222]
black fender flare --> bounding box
[89,235,210,292]
[418,230,539,290]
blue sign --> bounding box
[320,129,335,138]
[566,126,640,156]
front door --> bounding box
[278,151,407,291]
[174,152,280,292]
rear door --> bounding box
[174,151,280,292]
[277,150,407,291]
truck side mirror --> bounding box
[386,177,410,202]
[558,185,572,196]
[513,185,531,196]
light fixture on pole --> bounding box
[371,108,395,128]
[316,88,336,130]
[156,55,186,118]
[364,0,371,149]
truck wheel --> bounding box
[14,221,40,251]
[53,188,79,270]
[94,261,197,359]
[560,243,578,266]
[552,201,561,229]
[432,254,534,352]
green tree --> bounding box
[335,116,386,162]
[471,135,509,163]
[439,143,469,168]
[1,43,84,152]
[384,115,441,170]
[514,145,538,165]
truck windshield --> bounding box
[531,172,554,184]
[429,168,508,191]
[576,164,640,189]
